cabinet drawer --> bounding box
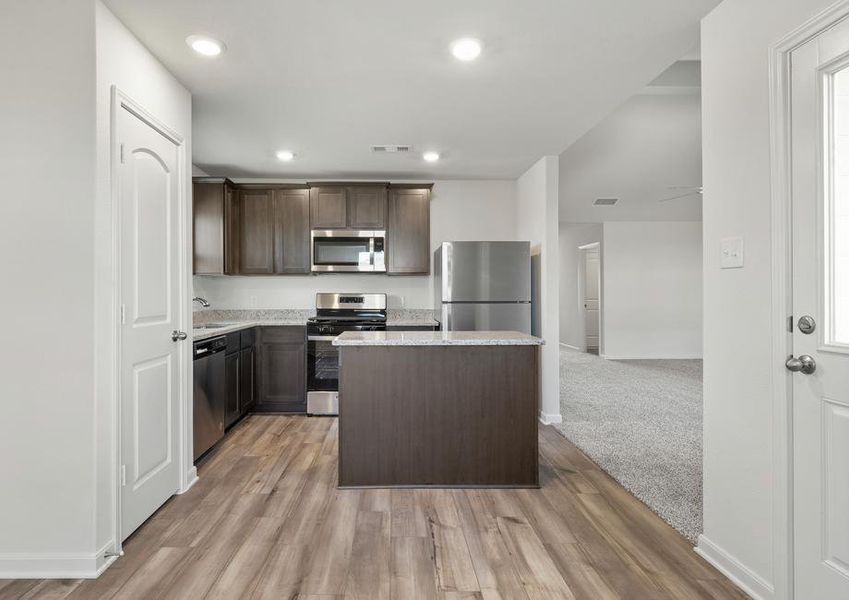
[225,331,241,354]
[259,325,305,343]
[240,327,255,349]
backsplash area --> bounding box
[193,308,439,325]
[193,274,433,310]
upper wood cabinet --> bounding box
[193,179,430,276]
[387,185,431,275]
[224,185,240,274]
[193,178,237,275]
[309,184,388,229]
[348,186,387,229]
[309,187,348,228]
[239,189,275,274]
[273,188,310,274]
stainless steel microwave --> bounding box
[310,230,386,272]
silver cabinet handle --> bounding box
[786,354,816,375]
[172,330,188,342]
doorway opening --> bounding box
[578,242,601,355]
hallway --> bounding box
[558,348,703,543]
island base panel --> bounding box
[338,345,539,487]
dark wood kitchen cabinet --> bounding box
[273,188,311,273]
[239,345,256,413]
[193,178,237,275]
[309,184,388,229]
[256,326,306,413]
[387,185,432,274]
[348,185,387,228]
[223,327,257,428]
[239,189,275,274]
[224,352,240,427]
[309,186,348,228]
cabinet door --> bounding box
[257,327,306,412]
[348,186,387,229]
[388,187,431,274]
[239,347,255,415]
[224,185,240,274]
[224,352,240,427]
[239,189,275,274]
[193,182,225,274]
[273,189,311,273]
[310,187,347,228]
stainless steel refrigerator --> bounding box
[434,241,532,333]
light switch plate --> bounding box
[720,237,744,269]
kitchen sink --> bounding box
[194,322,234,330]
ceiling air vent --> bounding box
[593,198,618,206]
[371,145,411,153]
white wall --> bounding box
[0,0,192,578]
[0,0,98,576]
[700,1,835,598]
[516,157,561,424]
[193,180,517,309]
[559,92,703,223]
[559,223,603,349]
[94,0,193,567]
[602,222,702,359]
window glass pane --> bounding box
[830,68,849,344]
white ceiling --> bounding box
[559,65,703,223]
[103,0,720,179]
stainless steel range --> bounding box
[306,292,387,415]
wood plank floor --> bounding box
[0,415,747,600]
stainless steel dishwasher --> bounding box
[193,336,226,461]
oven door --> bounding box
[307,335,339,415]
[311,230,385,272]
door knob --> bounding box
[785,354,816,375]
[171,330,188,342]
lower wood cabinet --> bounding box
[239,346,255,413]
[224,327,257,428]
[256,326,306,413]
[224,352,240,427]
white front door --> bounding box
[118,104,182,540]
[583,247,600,352]
[790,20,849,600]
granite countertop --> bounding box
[192,308,440,341]
[333,330,544,346]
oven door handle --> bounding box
[307,335,338,341]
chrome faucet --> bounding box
[193,297,210,308]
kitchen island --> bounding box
[333,330,544,488]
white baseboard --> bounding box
[0,540,117,579]
[179,466,199,494]
[695,535,774,600]
[559,343,582,351]
[538,411,563,425]
[600,353,703,360]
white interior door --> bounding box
[790,21,849,600]
[118,105,182,540]
[583,247,600,351]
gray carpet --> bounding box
[556,348,703,544]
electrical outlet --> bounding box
[720,237,744,269]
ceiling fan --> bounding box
[659,185,703,203]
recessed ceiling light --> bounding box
[423,151,440,163]
[450,38,482,62]
[276,150,295,162]
[186,35,225,57]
